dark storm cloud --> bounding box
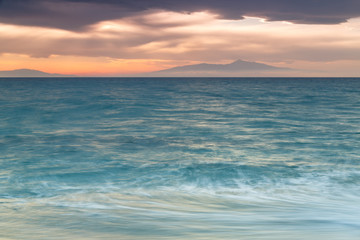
[0,0,136,30]
[0,0,360,30]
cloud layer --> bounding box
[1,0,360,30]
[1,12,360,62]
[1,0,360,76]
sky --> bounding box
[0,0,360,76]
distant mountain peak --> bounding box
[230,59,247,64]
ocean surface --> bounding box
[1,78,360,239]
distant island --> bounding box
[145,59,292,77]
[0,60,294,78]
[0,69,76,77]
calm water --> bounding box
[1,78,360,239]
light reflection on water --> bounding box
[1,78,360,239]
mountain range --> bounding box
[147,59,292,77]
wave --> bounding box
[3,161,360,202]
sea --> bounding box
[0,78,360,239]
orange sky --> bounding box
[1,10,360,76]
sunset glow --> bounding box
[0,0,359,76]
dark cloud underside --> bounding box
[0,0,360,30]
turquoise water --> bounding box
[1,78,360,239]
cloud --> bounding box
[1,12,360,64]
[0,0,360,30]
[1,2,360,76]
[0,0,135,30]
